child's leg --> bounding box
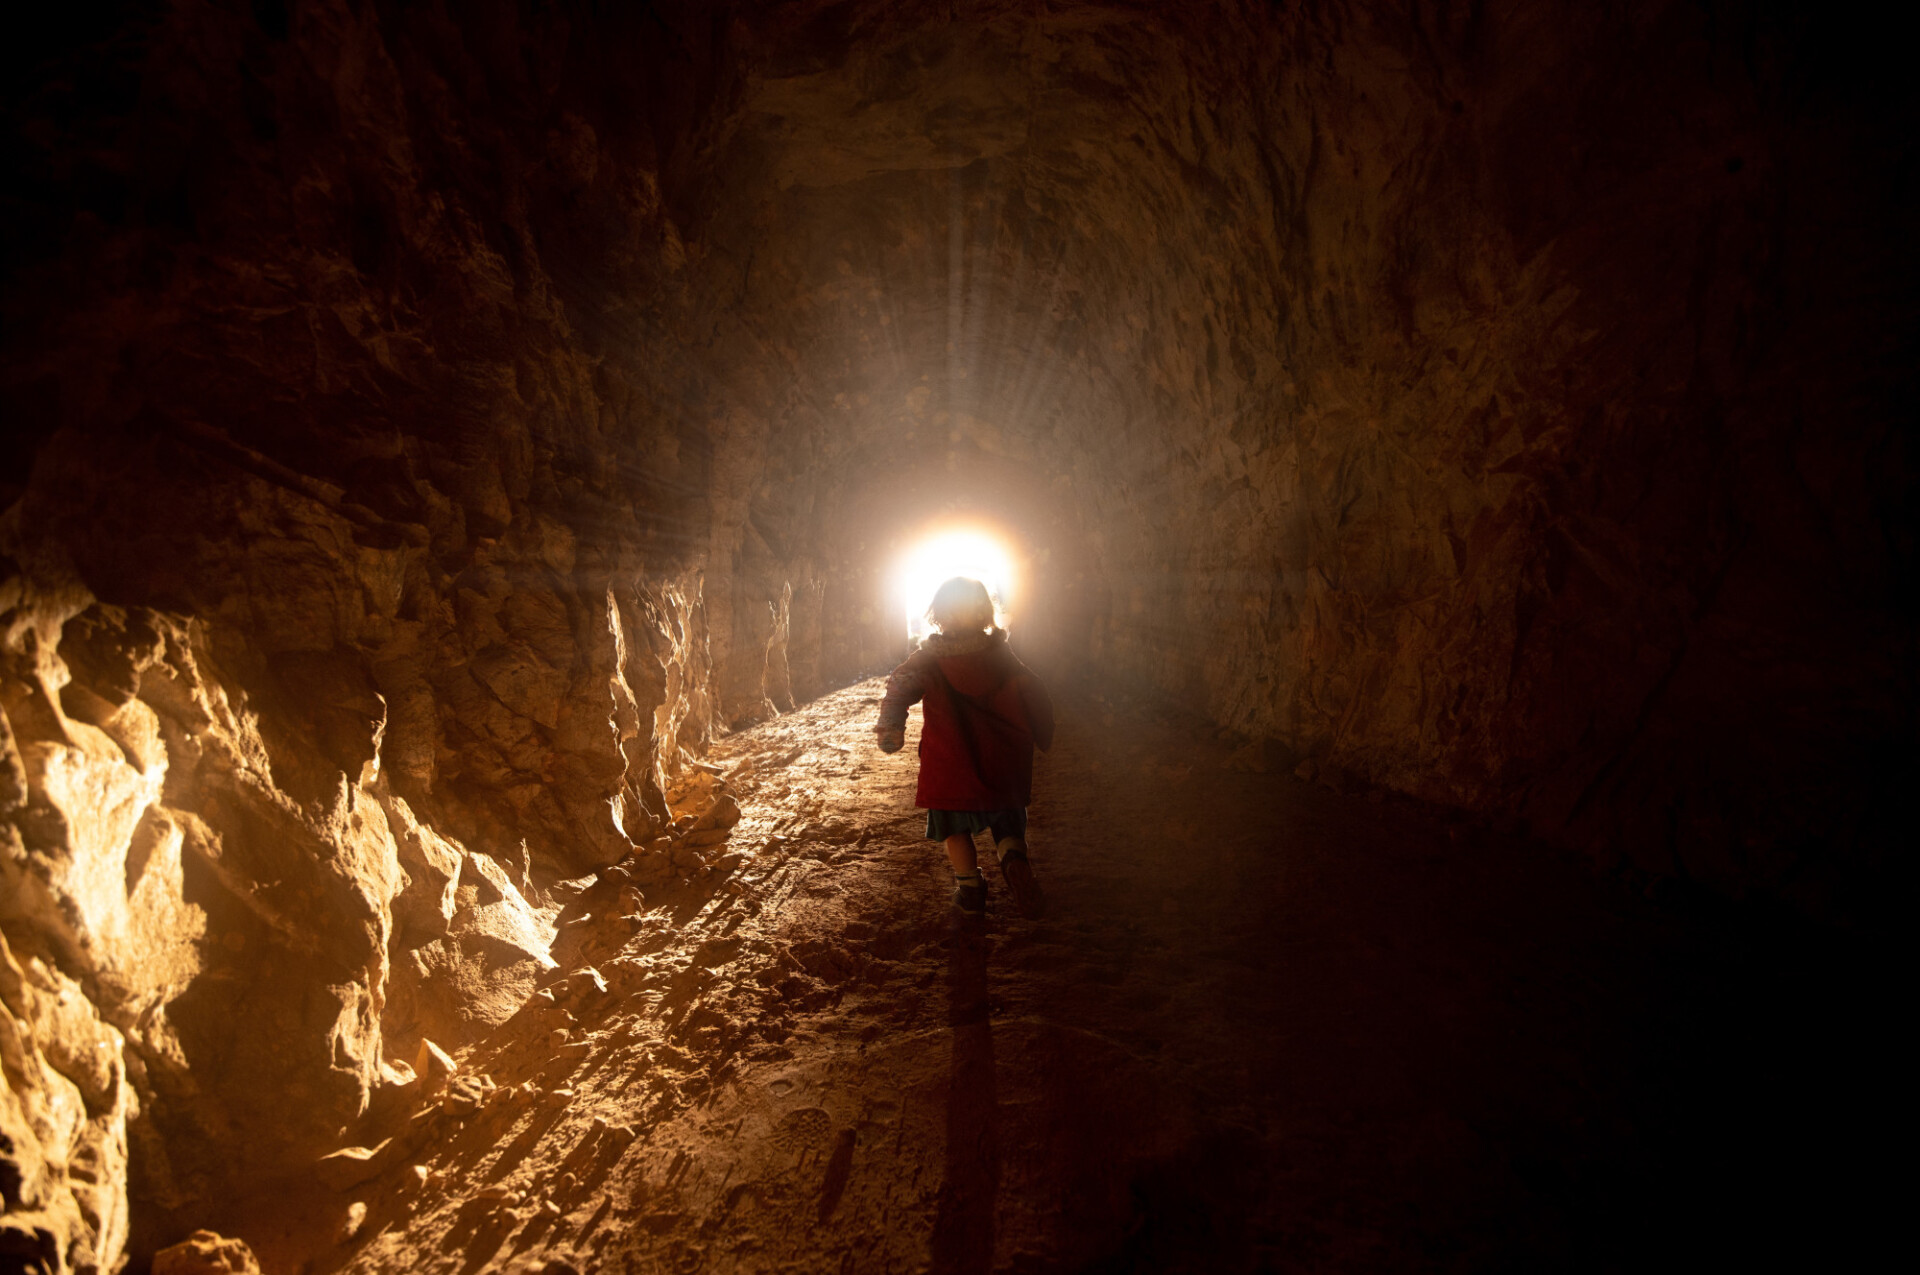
[988,811,1045,920]
[943,833,980,875]
[945,832,986,913]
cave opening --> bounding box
[1,1,1912,1272]
[889,524,1020,642]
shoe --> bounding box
[952,875,987,914]
[994,837,1047,919]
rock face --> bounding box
[0,0,1912,1266]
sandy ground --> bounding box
[257,678,1888,1274]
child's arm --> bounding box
[874,654,928,753]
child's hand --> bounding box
[874,726,905,754]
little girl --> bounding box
[874,576,1055,916]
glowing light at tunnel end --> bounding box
[891,525,1019,643]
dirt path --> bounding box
[272,679,1884,1274]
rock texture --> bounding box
[0,0,1912,1266]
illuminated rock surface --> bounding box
[0,0,1909,1270]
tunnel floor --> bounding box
[233,680,1886,1274]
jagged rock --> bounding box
[149,1229,261,1274]
[385,850,559,1052]
[384,797,464,940]
[439,1090,481,1117]
[315,1140,392,1192]
[412,1040,457,1096]
[439,1074,491,1116]
[0,676,186,1014]
[692,794,743,833]
[2,568,414,1206]
[556,968,609,1006]
[1,918,132,1274]
[544,876,599,910]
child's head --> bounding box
[926,576,996,635]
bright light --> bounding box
[891,526,1018,641]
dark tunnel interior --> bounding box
[1,2,1913,1272]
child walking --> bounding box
[874,576,1055,916]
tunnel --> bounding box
[1,1,1912,1271]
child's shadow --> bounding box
[930,915,997,1274]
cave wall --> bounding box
[0,1,784,1264]
[1,0,1913,1267]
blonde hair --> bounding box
[926,576,997,634]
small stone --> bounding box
[546,874,598,906]
[695,793,743,830]
[474,1184,517,1201]
[413,1038,458,1093]
[340,1201,368,1241]
[315,1140,391,1191]
[407,1165,430,1188]
[548,1027,571,1047]
[441,1087,482,1115]
[539,1199,562,1217]
[564,966,609,1000]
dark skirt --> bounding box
[925,807,1027,842]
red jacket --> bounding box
[877,630,1055,810]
